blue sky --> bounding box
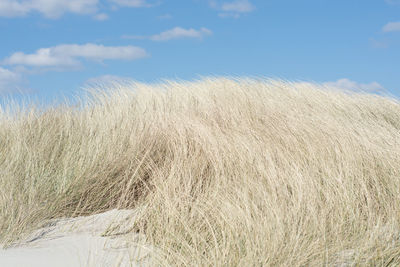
[0,0,399,105]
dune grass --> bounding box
[1,78,400,266]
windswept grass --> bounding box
[1,78,400,266]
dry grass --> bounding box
[1,78,400,266]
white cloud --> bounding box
[218,12,240,18]
[150,27,212,41]
[0,1,29,17]
[385,0,400,4]
[0,67,23,93]
[210,0,254,18]
[323,78,386,93]
[369,38,389,49]
[0,0,155,18]
[85,74,133,86]
[382,21,400,32]
[221,0,254,13]
[3,43,148,69]
[108,0,153,7]
[124,27,212,41]
[0,0,99,18]
[93,13,109,21]
[157,13,172,20]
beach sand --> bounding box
[0,209,153,267]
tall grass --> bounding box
[1,78,400,265]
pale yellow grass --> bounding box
[1,78,400,266]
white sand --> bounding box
[0,209,154,267]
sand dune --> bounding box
[1,79,400,265]
[0,209,153,267]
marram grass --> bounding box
[1,78,400,266]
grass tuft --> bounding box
[1,78,400,265]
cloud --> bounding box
[2,43,148,69]
[123,27,212,41]
[108,0,154,7]
[157,13,172,20]
[150,27,212,41]
[0,0,155,19]
[0,67,24,93]
[385,0,400,4]
[382,21,400,32]
[0,0,99,18]
[93,13,109,21]
[323,78,386,93]
[84,74,133,86]
[221,0,254,13]
[369,38,389,49]
[210,0,254,18]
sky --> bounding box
[0,0,399,106]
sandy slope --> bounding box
[0,209,153,267]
